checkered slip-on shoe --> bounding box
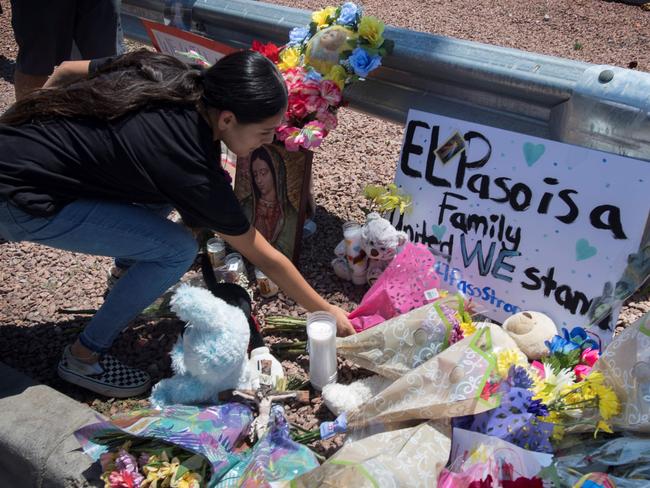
[58,346,150,398]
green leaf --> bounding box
[537,464,563,487]
[174,464,189,481]
[184,454,208,471]
[542,348,581,373]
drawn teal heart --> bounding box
[431,224,447,241]
[576,238,597,261]
[523,142,545,166]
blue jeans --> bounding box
[0,199,197,353]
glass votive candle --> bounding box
[307,311,338,390]
[255,268,279,298]
[206,237,226,267]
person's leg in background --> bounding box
[10,0,76,101]
[0,199,197,396]
[73,0,118,61]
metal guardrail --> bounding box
[121,0,650,162]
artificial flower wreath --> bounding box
[252,2,394,151]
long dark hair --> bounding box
[0,49,287,126]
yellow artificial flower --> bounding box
[358,16,385,48]
[325,64,347,90]
[551,423,565,441]
[595,419,613,438]
[312,6,337,28]
[543,411,562,424]
[364,184,385,200]
[173,471,202,488]
[460,321,477,337]
[585,370,605,385]
[277,47,301,71]
[495,349,527,378]
[467,444,490,464]
[142,454,180,488]
[594,383,621,420]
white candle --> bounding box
[307,311,338,390]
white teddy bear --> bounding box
[361,212,408,285]
[332,212,407,286]
[149,284,252,407]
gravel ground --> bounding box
[1,0,649,458]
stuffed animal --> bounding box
[322,375,393,416]
[361,213,408,285]
[332,213,407,286]
[502,311,558,360]
[150,284,252,407]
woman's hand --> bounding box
[220,227,356,337]
[326,304,356,337]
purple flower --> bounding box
[527,398,549,417]
[507,365,533,389]
[470,387,554,453]
[137,453,150,469]
[115,449,138,474]
[348,48,381,77]
[336,2,360,26]
[288,26,310,46]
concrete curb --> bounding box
[0,362,103,488]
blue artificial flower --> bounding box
[305,69,323,82]
[507,365,534,389]
[336,2,360,26]
[562,327,599,352]
[348,48,382,77]
[545,334,580,355]
[288,25,310,46]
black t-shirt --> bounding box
[0,63,250,236]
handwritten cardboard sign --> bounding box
[142,19,236,65]
[392,109,650,333]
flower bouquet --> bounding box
[290,420,451,487]
[337,293,477,380]
[252,2,393,151]
[439,428,549,488]
[325,324,517,434]
[76,403,253,488]
[452,325,622,459]
[75,403,319,487]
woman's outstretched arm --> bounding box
[43,60,91,88]
[220,226,356,336]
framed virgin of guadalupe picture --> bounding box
[234,143,313,264]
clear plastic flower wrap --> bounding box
[339,324,517,431]
[593,311,650,432]
[288,420,451,488]
[337,294,475,380]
